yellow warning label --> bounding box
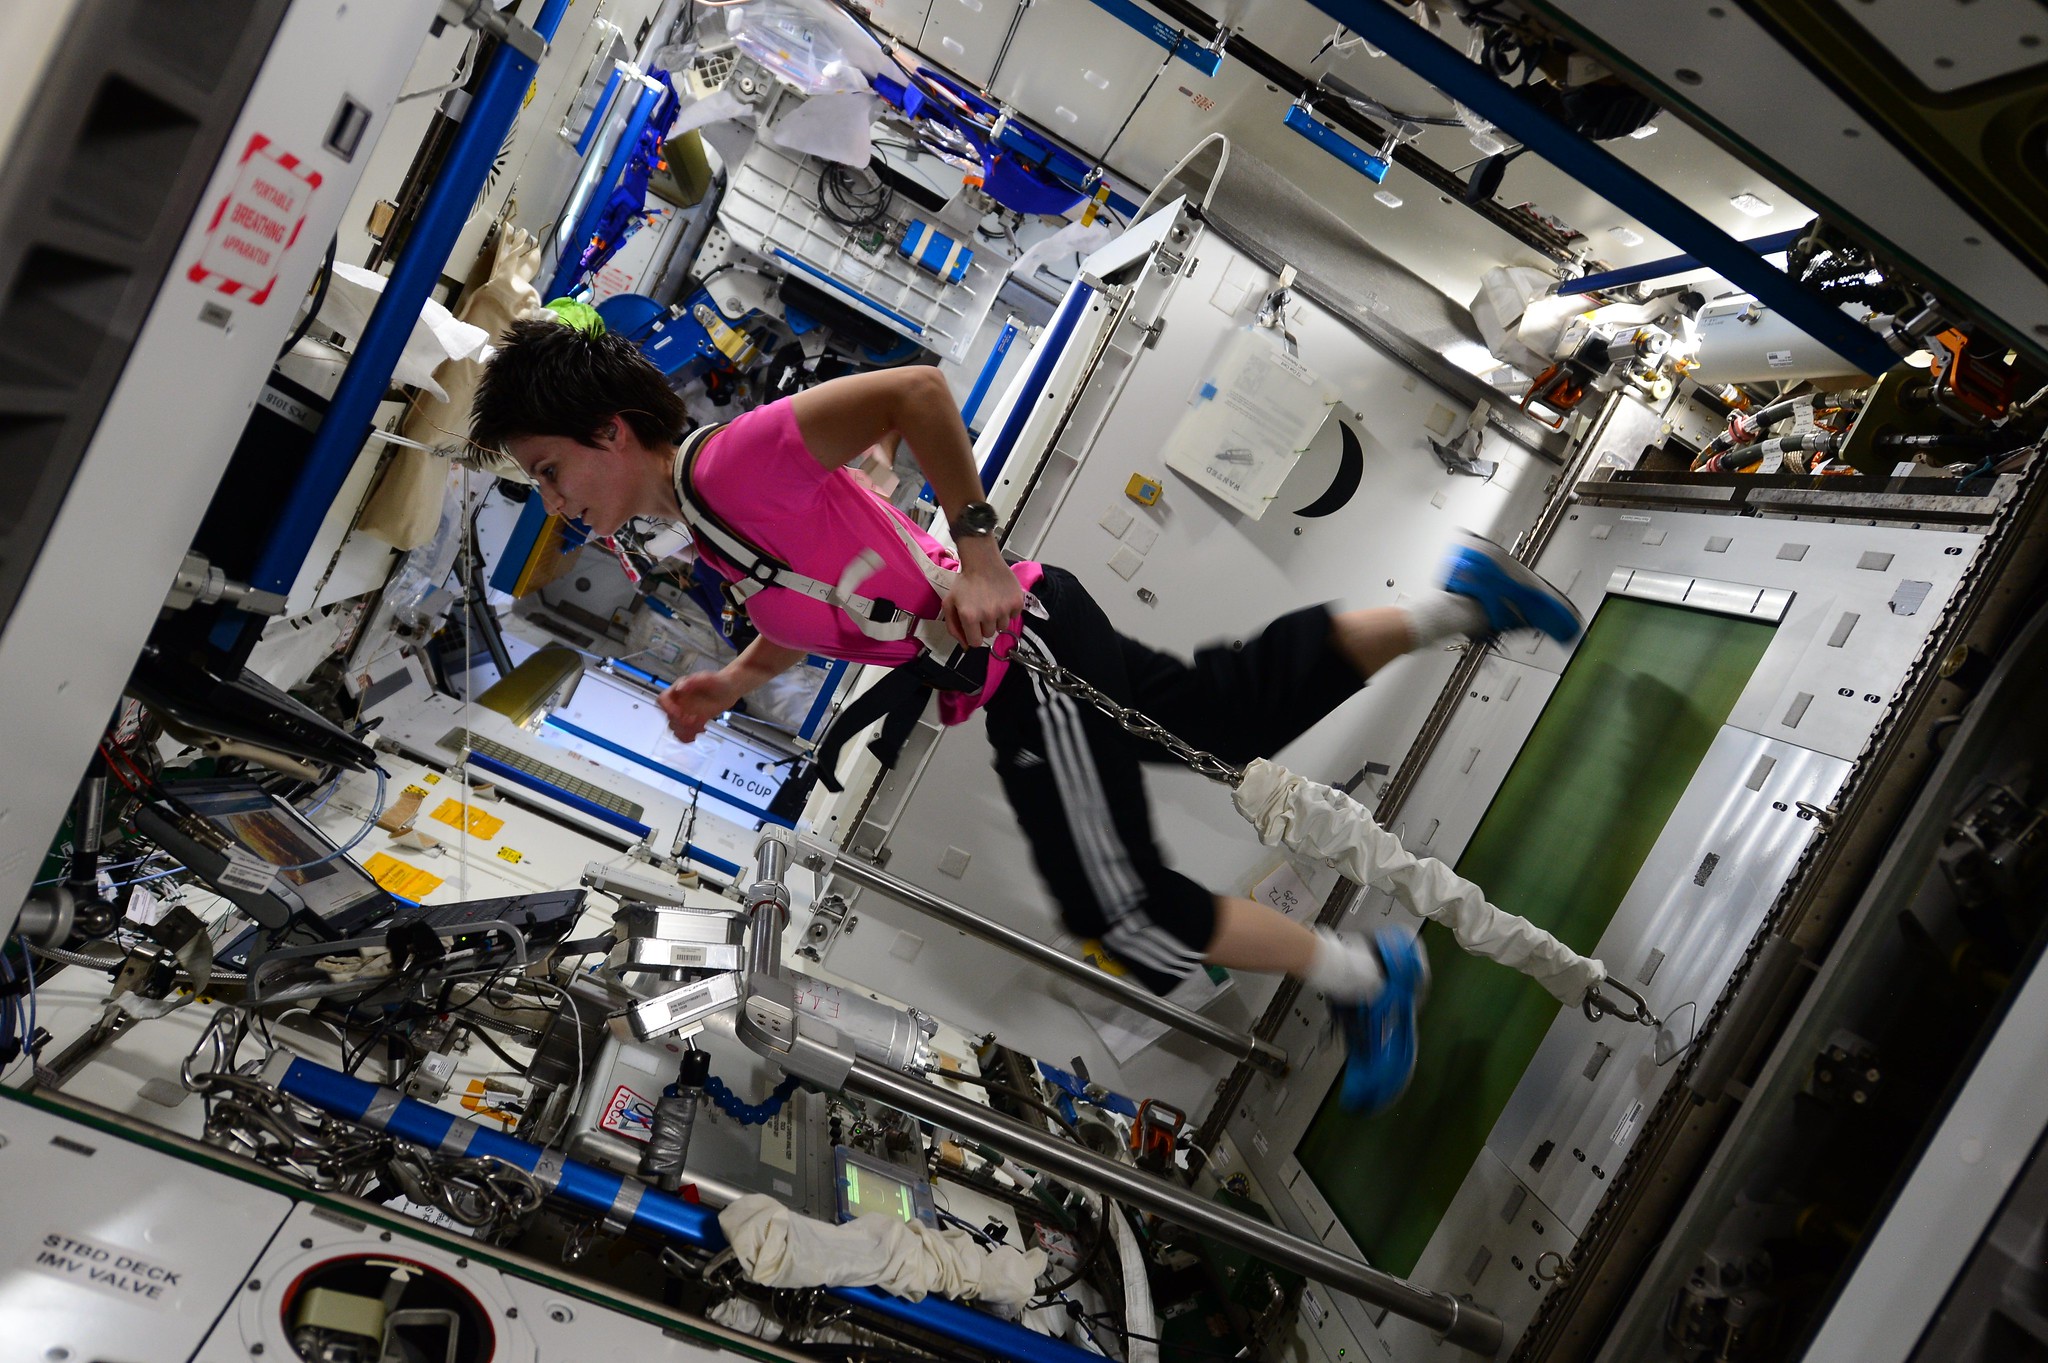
[461,1078,517,1126]
[402,784,429,799]
[430,798,504,839]
[496,846,524,865]
[424,773,441,784]
[362,851,444,901]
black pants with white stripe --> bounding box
[984,565,1365,995]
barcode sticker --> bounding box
[216,846,277,895]
[1611,1099,1644,1145]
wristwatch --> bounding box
[949,500,999,541]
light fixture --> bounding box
[1628,124,1658,139]
[1608,226,1645,247]
[1374,188,1403,208]
[1730,192,1774,218]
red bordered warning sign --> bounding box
[599,1083,657,1144]
[187,133,322,305]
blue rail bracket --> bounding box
[1305,0,1898,377]
[1085,0,1225,76]
[1283,102,1391,183]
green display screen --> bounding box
[842,1163,918,1223]
[1294,595,1776,1277]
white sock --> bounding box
[1304,928,1385,1003]
[1402,591,1492,649]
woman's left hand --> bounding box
[942,551,1024,650]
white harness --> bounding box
[669,423,961,658]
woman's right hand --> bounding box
[658,670,741,743]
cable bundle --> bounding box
[817,160,892,233]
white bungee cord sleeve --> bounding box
[1232,758,1606,1004]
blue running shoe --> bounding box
[1338,929,1429,1117]
[1442,531,1584,643]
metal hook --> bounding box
[1582,978,1660,1029]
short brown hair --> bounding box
[471,317,688,452]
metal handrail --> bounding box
[800,838,1288,1076]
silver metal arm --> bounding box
[728,832,1498,1352]
[746,827,794,980]
[800,837,1289,1077]
[843,1059,1504,1357]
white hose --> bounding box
[1233,759,1606,1003]
[1109,1207,1158,1363]
[1134,133,1231,223]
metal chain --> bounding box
[180,1009,544,1233]
[1514,462,2044,1359]
[995,630,1246,786]
[996,630,1659,1031]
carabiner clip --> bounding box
[1583,978,1660,1029]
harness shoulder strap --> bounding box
[668,420,957,644]
[673,422,783,579]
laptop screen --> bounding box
[177,782,386,924]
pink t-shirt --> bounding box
[686,398,1042,723]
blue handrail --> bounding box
[272,1056,1101,1363]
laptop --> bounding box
[173,781,587,969]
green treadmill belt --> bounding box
[1294,595,1776,1277]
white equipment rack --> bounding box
[717,134,1003,362]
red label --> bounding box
[187,133,322,305]
[600,1083,656,1144]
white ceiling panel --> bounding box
[864,0,937,44]
[1101,47,1559,304]
[989,0,1184,158]
[918,0,1024,87]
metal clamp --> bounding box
[1583,977,1661,1029]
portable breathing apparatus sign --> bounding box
[187,133,321,304]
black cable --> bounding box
[817,161,893,232]
[1097,49,1171,168]
[1080,1313,1250,1362]
[276,234,337,360]
[454,1016,532,1075]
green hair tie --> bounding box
[543,298,606,335]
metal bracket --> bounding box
[1428,432,1499,479]
[796,892,852,963]
[436,0,546,61]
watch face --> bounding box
[956,502,998,536]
